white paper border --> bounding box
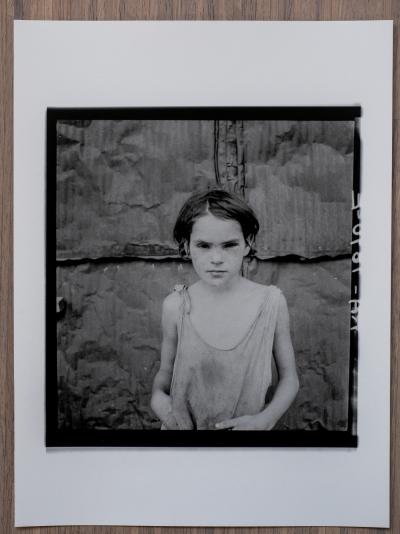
[14,21,392,527]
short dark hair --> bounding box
[173,189,259,258]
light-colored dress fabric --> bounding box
[169,284,282,430]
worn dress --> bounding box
[168,284,282,430]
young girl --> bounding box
[151,189,299,430]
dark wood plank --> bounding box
[1,3,15,534]
[2,1,398,533]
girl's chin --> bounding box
[200,275,235,288]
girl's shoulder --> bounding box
[243,279,283,299]
[162,285,186,321]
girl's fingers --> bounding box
[216,416,258,430]
[215,418,240,429]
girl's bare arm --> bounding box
[150,292,180,428]
[257,291,299,428]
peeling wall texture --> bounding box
[56,119,354,431]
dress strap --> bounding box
[173,284,191,314]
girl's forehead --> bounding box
[190,213,244,239]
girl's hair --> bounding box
[173,189,260,258]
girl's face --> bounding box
[189,213,250,289]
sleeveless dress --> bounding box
[169,284,282,430]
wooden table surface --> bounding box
[1,1,398,533]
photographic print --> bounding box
[47,107,360,447]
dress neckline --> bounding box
[184,287,270,352]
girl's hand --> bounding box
[215,413,276,431]
[151,390,179,430]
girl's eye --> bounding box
[223,243,238,248]
[197,243,210,249]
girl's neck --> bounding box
[197,275,246,299]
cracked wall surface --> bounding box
[56,119,354,431]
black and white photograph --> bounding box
[47,107,360,447]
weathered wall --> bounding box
[56,120,216,260]
[56,120,353,260]
[56,119,354,431]
[244,121,354,258]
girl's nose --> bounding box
[210,249,223,264]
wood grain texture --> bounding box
[1,0,398,532]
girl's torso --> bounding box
[169,282,282,430]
